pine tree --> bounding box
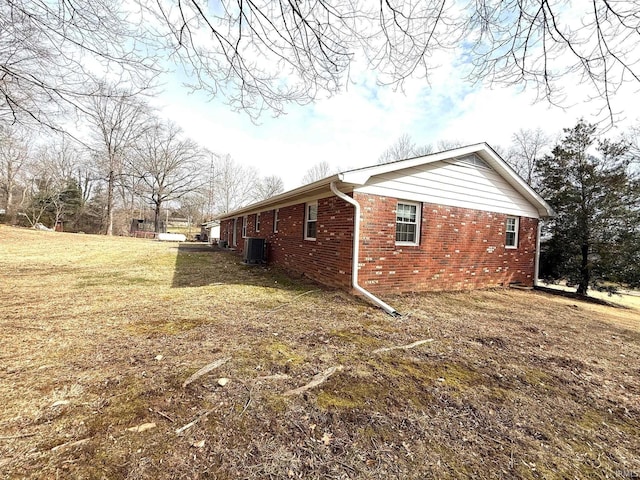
[538,120,639,295]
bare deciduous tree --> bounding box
[302,161,332,184]
[0,125,30,220]
[132,121,205,232]
[213,154,259,214]
[436,139,464,151]
[87,85,151,235]
[378,134,432,164]
[22,137,84,229]
[506,128,551,187]
[254,175,285,201]
[175,192,208,226]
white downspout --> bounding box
[330,181,400,316]
[534,219,542,287]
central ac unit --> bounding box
[244,238,266,264]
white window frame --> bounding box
[395,201,421,246]
[242,215,248,238]
[304,202,317,240]
[255,212,261,232]
[273,208,279,233]
[505,216,519,249]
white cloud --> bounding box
[152,46,639,191]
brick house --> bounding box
[217,144,553,314]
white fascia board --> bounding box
[475,145,554,218]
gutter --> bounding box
[330,181,400,317]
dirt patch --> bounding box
[1,225,639,479]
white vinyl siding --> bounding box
[505,216,519,248]
[355,158,539,218]
[396,202,420,245]
[305,202,317,240]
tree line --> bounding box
[0,91,285,235]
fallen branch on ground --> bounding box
[372,339,434,354]
[256,373,291,381]
[241,385,253,416]
[259,290,319,317]
[175,410,214,435]
[284,366,343,396]
[0,433,37,440]
[51,438,90,452]
[150,408,175,423]
[126,422,157,433]
[182,357,231,388]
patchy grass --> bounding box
[1,225,639,479]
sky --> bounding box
[151,40,639,192]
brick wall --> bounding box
[220,191,539,294]
[220,196,355,289]
[355,192,538,293]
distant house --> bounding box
[167,216,190,227]
[217,144,553,314]
[200,220,220,243]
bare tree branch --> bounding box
[302,160,332,183]
[131,120,206,232]
[3,0,640,127]
[378,133,432,164]
[0,0,158,129]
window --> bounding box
[505,216,519,248]
[305,202,317,240]
[255,212,261,232]
[242,216,248,238]
[395,202,420,245]
[273,209,279,233]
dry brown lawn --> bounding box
[1,225,639,479]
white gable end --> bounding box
[354,158,541,218]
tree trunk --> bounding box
[576,243,590,295]
[6,188,14,223]
[106,170,114,236]
[154,202,162,233]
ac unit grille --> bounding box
[244,238,266,264]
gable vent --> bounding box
[458,153,490,169]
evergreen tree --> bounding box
[538,120,639,295]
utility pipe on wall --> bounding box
[330,181,400,317]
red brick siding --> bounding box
[355,192,538,293]
[220,196,355,289]
[220,192,539,294]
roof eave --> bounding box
[215,174,345,220]
[215,143,555,221]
